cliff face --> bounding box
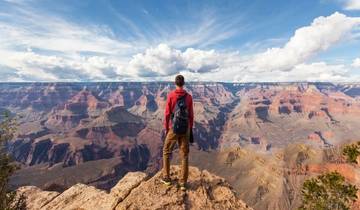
[5,82,360,167]
[8,106,148,168]
[219,84,360,150]
[45,90,110,130]
[18,166,252,210]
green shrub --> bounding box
[343,143,360,164]
[0,113,26,210]
[299,171,358,210]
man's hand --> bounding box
[189,129,194,144]
[161,129,169,141]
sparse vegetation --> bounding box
[299,171,358,210]
[342,142,360,164]
[0,112,26,210]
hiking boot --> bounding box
[179,183,187,191]
[160,177,172,186]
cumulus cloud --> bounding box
[343,0,360,10]
[0,1,240,81]
[148,61,353,82]
[170,12,360,82]
[249,12,360,72]
[352,58,360,67]
[125,12,360,82]
[0,49,122,81]
[263,62,350,82]
[127,44,220,77]
[182,48,221,73]
[0,2,133,81]
[0,5,359,82]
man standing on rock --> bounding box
[161,74,194,191]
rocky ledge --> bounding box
[17,165,252,210]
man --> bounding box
[161,75,194,191]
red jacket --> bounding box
[164,88,194,131]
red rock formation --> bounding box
[45,90,110,130]
[68,90,109,111]
[108,90,125,106]
[307,163,357,183]
[321,130,334,139]
[308,111,326,119]
[240,84,360,119]
[307,133,324,146]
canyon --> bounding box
[1,82,360,209]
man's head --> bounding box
[175,75,185,88]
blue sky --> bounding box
[0,0,360,82]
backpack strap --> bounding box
[177,92,187,100]
[170,92,188,119]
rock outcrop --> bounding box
[18,166,252,210]
[45,90,109,130]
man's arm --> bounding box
[188,95,194,129]
[164,93,172,132]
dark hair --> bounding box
[175,75,185,87]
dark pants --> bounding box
[162,128,190,184]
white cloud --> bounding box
[352,58,360,67]
[127,44,184,77]
[106,5,242,49]
[0,13,133,55]
[163,16,240,49]
[127,44,221,77]
[0,1,242,81]
[250,12,360,72]
[195,59,351,82]
[0,4,359,83]
[142,61,355,82]
[257,62,350,82]
[0,49,123,81]
[125,12,360,82]
[182,48,221,73]
[344,0,360,10]
[0,2,134,81]
[133,13,360,81]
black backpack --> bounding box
[171,94,189,134]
